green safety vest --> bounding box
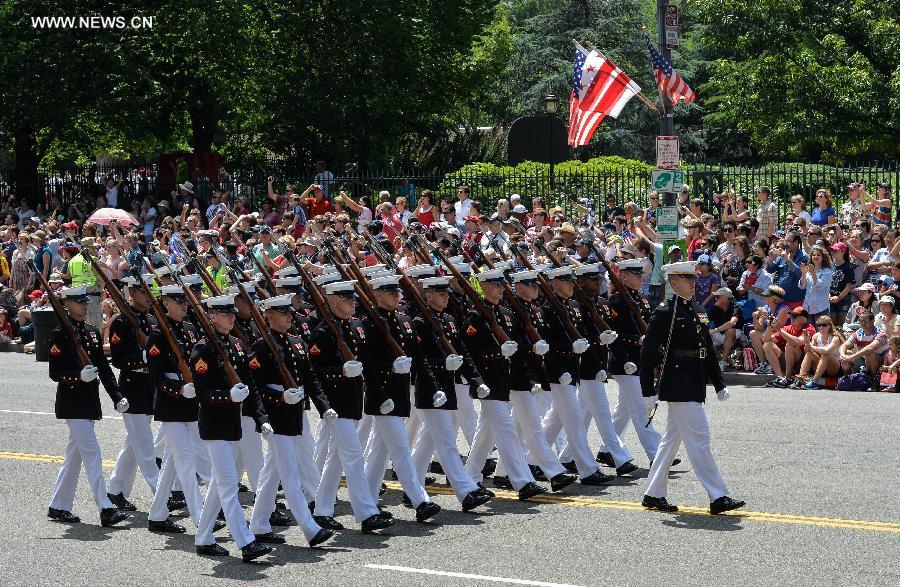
[69,254,98,287]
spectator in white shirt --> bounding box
[454,185,473,219]
[737,253,772,308]
[314,160,334,198]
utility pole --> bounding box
[657,0,675,138]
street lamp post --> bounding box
[544,94,559,191]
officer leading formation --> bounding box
[39,221,744,564]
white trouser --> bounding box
[49,419,115,513]
[645,402,728,501]
[153,426,166,459]
[465,400,535,491]
[148,422,204,526]
[579,379,634,467]
[314,419,331,471]
[412,410,479,502]
[452,383,477,447]
[405,385,422,446]
[195,440,254,548]
[250,434,322,542]
[235,416,263,492]
[314,418,380,522]
[108,413,159,496]
[540,384,599,478]
[295,411,320,504]
[357,414,374,449]
[188,421,211,485]
[364,416,429,508]
[611,375,661,461]
[509,391,566,479]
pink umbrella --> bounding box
[87,208,140,227]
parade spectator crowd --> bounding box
[1,172,898,392]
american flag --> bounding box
[568,42,641,147]
[644,33,695,106]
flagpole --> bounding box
[654,5,675,137]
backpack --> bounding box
[836,372,871,391]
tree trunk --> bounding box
[13,127,40,206]
[188,92,218,154]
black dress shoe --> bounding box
[580,470,614,486]
[616,461,639,477]
[309,527,336,547]
[238,482,250,493]
[481,457,497,477]
[550,473,577,492]
[275,501,286,510]
[379,483,386,496]
[149,517,187,533]
[99,508,129,527]
[107,493,137,512]
[171,490,185,502]
[424,475,436,486]
[596,451,615,467]
[47,508,80,523]
[254,532,286,544]
[461,489,492,512]
[307,501,315,513]
[529,464,548,481]
[377,507,394,519]
[213,520,227,532]
[167,496,187,512]
[241,541,272,562]
[217,510,226,521]
[710,496,746,515]
[313,515,344,530]
[401,493,413,507]
[361,514,395,532]
[517,482,547,501]
[415,501,441,522]
[429,460,445,475]
[269,510,292,526]
[642,495,678,512]
[649,458,682,468]
[493,475,513,489]
[196,543,229,556]
[561,460,578,474]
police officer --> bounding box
[190,294,273,562]
[47,286,129,527]
[106,273,160,511]
[360,274,441,523]
[640,261,746,515]
[247,294,336,547]
[308,280,394,533]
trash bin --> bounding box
[33,308,60,362]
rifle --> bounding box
[132,263,192,383]
[253,256,278,295]
[319,239,405,357]
[280,244,355,361]
[79,245,148,348]
[508,244,583,341]
[585,239,647,332]
[362,232,457,354]
[27,260,90,367]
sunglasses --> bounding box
[817,323,830,328]
[724,229,734,233]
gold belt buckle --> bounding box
[699,347,706,359]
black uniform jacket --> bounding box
[190,332,268,441]
[411,310,484,410]
[608,288,652,375]
[461,303,515,401]
[109,308,157,415]
[639,296,725,402]
[540,295,585,384]
[307,318,366,420]
[49,319,122,420]
[249,330,330,436]
[146,316,199,423]
[361,308,418,417]
[577,295,610,380]
[505,298,548,392]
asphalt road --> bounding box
[0,353,897,586]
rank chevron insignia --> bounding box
[195,358,208,374]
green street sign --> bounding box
[651,169,685,192]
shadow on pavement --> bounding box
[661,512,745,532]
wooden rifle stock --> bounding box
[27,260,91,367]
[79,246,147,347]
[133,263,193,383]
[586,241,647,332]
[474,241,542,344]
[509,245,582,341]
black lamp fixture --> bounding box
[543,94,560,115]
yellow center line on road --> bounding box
[2,450,897,534]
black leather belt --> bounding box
[670,348,707,359]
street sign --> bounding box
[656,205,679,241]
[656,136,680,169]
[665,5,678,27]
[651,168,685,193]
[665,27,679,49]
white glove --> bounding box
[433,391,447,407]
[624,361,638,375]
[500,340,518,358]
[181,383,196,398]
[392,355,412,374]
[532,340,550,356]
[598,330,618,345]
[342,360,363,378]
[445,354,464,371]
[559,372,572,385]
[595,370,607,382]
[261,423,274,439]
[80,365,99,382]
[230,383,250,402]
[530,383,543,395]
[476,384,490,398]
[323,408,338,422]
[572,338,590,354]
[115,398,130,413]
[284,387,304,405]
[717,388,731,402]
[646,396,658,419]
[141,350,147,363]
[379,399,395,414]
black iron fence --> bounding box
[2,161,899,223]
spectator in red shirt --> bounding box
[765,307,816,387]
[301,183,332,219]
[683,217,705,260]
